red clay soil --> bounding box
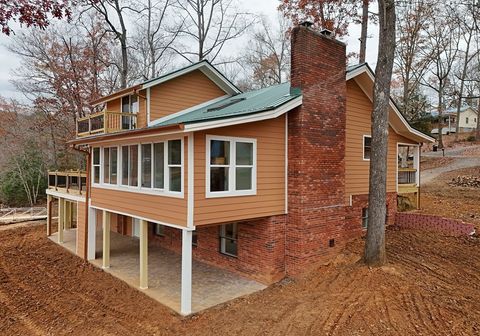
[1,224,480,335]
[419,166,480,230]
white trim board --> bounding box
[46,189,86,203]
[89,204,195,231]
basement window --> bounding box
[220,223,238,257]
[192,230,198,247]
[363,135,371,160]
[154,224,165,236]
[362,208,368,229]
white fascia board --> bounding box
[349,66,435,143]
[182,96,303,132]
[46,189,86,203]
[148,94,230,127]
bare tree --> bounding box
[359,0,369,63]
[83,0,137,88]
[132,0,183,80]
[394,0,434,121]
[364,0,396,266]
[422,4,461,148]
[242,15,291,89]
[172,0,253,63]
[453,1,480,139]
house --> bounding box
[431,106,478,134]
[45,22,434,315]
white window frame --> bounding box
[92,137,184,198]
[206,135,257,198]
[363,135,372,161]
[361,207,368,229]
[101,146,119,185]
[121,94,139,130]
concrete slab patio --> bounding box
[51,229,265,314]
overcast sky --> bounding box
[0,0,379,101]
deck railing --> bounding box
[48,170,87,195]
[77,111,137,137]
[397,168,417,185]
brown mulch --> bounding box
[1,224,480,335]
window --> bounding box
[192,230,198,246]
[121,146,129,185]
[121,95,138,130]
[168,140,182,192]
[362,207,368,229]
[141,144,152,188]
[220,223,237,257]
[466,117,469,124]
[93,148,100,184]
[103,147,118,184]
[129,145,138,186]
[207,136,256,197]
[363,136,371,160]
[154,224,164,236]
[153,143,164,189]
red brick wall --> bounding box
[395,212,475,237]
[344,192,397,240]
[286,24,348,274]
[149,215,287,285]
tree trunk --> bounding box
[437,86,444,149]
[476,99,480,141]
[359,0,369,63]
[364,0,396,266]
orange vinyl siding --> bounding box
[149,70,226,122]
[137,89,147,128]
[90,137,189,227]
[76,201,86,258]
[106,98,121,112]
[193,115,286,226]
[345,79,417,202]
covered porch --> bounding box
[89,227,265,314]
[397,143,420,209]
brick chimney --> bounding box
[286,23,347,274]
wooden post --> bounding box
[64,200,70,229]
[139,219,148,289]
[181,230,193,315]
[46,195,52,236]
[102,210,110,269]
[58,198,64,243]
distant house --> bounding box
[45,23,434,315]
[431,106,478,134]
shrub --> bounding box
[466,135,476,142]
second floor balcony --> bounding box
[77,111,137,138]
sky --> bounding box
[0,0,379,101]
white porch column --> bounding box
[102,210,110,269]
[87,207,97,260]
[180,229,193,315]
[57,198,64,243]
[413,146,420,186]
[46,195,52,236]
[139,219,148,289]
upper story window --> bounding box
[363,135,371,160]
[466,117,469,124]
[121,95,138,130]
[206,135,256,198]
[92,138,183,197]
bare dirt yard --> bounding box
[1,223,479,336]
[420,144,480,230]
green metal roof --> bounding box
[155,82,301,126]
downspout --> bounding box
[72,144,91,260]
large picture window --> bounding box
[95,138,183,197]
[207,136,256,197]
[121,95,138,130]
